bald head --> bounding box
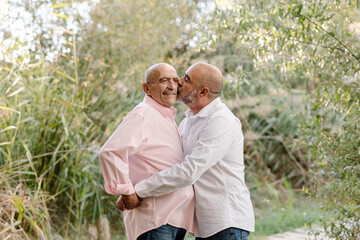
[177,62,223,114]
[145,63,176,84]
[187,63,223,98]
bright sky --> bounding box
[0,0,97,62]
[0,0,218,62]
[0,0,9,16]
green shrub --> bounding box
[205,1,360,238]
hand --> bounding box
[116,196,126,211]
[122,193,141,209]
[116,193,141,211]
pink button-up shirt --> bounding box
[98,96,195,240]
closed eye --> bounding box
[184,74,191,83]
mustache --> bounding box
[163,90,177,95]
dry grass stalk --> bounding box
[87,224,98,240]
[97,214,110,240]
[0,182,50,240]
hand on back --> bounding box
[116,193,141,211]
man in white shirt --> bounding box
[119,63,255,240]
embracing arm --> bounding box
[135,116,234,198]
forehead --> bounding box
[185,65,201,82]
[158,66,178,79]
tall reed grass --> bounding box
[0,39,142,237]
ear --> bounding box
[142,82,151,96]
[199,87,209,98]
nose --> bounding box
[178,77,184,87]
[168,79,177,89]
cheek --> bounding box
[163,86,171,93]
[157,87,165,94]
[183,86,191,93]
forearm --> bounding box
[135,159,194,198]
[135,117,235,198]
[99,149,134,195]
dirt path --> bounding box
[265,225,330,240]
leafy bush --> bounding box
[205,1,360,238]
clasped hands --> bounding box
[116,193,141,211]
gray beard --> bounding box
[177,87,198,104]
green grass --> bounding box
[250,196,324,239]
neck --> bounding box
[188,105,202,115]
[187,98,214,115]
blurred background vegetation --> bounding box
[0,0,359,239]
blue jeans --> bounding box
[195,227,249,240]
[137,224,187,240]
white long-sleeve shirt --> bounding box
[135,97,255,238]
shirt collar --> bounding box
[185,97,221,118]
[144,95,177,120]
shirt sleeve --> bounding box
[135,116,234,198]
[99,112,148,195]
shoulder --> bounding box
[204,103,241,130]
[209,102,236,121]
[122,103,150,124]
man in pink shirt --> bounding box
[98,63,195,240]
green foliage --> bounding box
[302,83,360,239]
[253,191,323,237]
[0,47,121,237]
[206,0,360,238]
[0,161,52,239]
[222,88,309,188]
[79,0,198,88]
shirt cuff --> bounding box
[134,182,149,198]
[104,182,135,195]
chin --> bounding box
[165,94,175,98]
[175,98,183,104]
